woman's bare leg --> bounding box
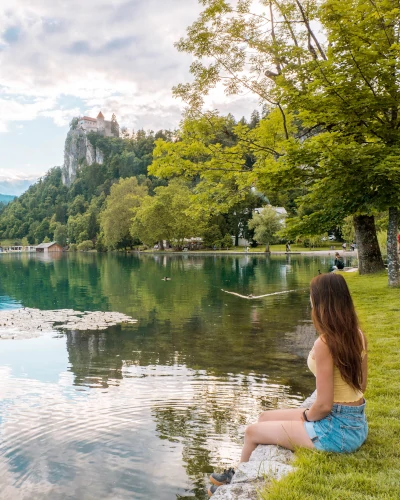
[258,407,305,422]
[240,420,314,462]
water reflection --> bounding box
[0,254,354,499]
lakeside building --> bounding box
[36,242,63,254]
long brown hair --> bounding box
[310,273,364,391]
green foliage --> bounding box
[54,224,68,247]
[101,177,148,249]
[95,232,107,252]
[149,112,259,213]
[70,117,79,130]
[77,240,94,252]
[248,206,285,249]
[377,231,388,260]
[68,212,90,244]
[341,217,355,244]
[173,0,400,278]
[131,180,204,248]
[201,224,223,248]
[0,130,171,247]
[111,113,119,137]
[221,233,233,249]
[68,243,78,252]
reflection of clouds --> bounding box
[0,364,188,499]
[0,359,305,499]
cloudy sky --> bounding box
[0,0,259,195]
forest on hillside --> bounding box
[0,112,273,251]
[0,129,167,247]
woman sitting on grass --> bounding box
[208,273,368,496]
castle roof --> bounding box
[97,111,105,119]
[82,116,97,122]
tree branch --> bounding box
[294,0,327,60]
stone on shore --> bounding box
[212,392,317,499]
[212,482,261,500]
[0,308,138,340]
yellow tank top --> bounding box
[307,338,366,403]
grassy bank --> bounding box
[260,272,400,500]
[136,242,342,253]
[269,243,343,253]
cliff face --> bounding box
[62,129,104,186]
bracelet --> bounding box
[303,409,310,422]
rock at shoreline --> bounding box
[0,308,138,340]
[212,392,317,499]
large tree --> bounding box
[130,180,204,249]
[172,0,400,285]
[248,206,285,252]
[100,177,148,249]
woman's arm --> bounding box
[305,338,334,422]
[361,334,368,393]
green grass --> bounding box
[140,243,340,253]
[269,243,339,252]
[259,272,400,499]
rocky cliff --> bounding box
[62,129,104,186]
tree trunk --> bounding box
[235,232,239,247]
[265,243,270,253]
[353,215,385,275]
[387,207,399,287]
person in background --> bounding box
[333,252,345,270]
[207,273,368,496]
[285,242,291,252]
[342,242,347,251]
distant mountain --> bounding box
[0,194,16,205]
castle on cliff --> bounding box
[78,112,119,137]
[62,111,120,186]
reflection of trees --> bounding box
[0,253,323,499]
[0,253,320,393]
[65,328,124,387]
[0,253,110,311]
[152,369,307,499]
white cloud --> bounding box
[0,0,259,134]
[0,170,41,195]
[40,107,81,127]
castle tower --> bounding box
[97,111,105,133]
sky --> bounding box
[0,0,259,195]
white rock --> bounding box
[300,391,317,408]
[212,392,317,499]
[232,460,294,484]
[212,482,261,500]
[249,445,293,464]
[0,308,138,340]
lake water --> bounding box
[0,252,354,499]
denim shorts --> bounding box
[304,400,368,453]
